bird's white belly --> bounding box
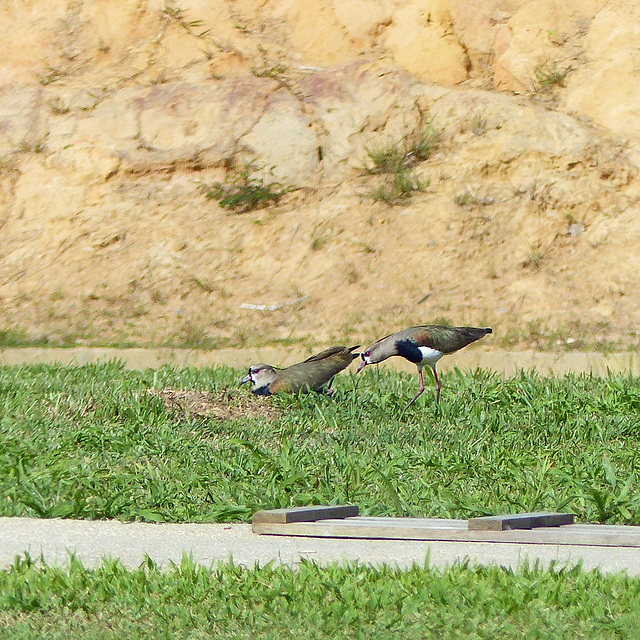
[418,346,444,366]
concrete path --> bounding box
[0,347,639,376]
[2,517,639,575]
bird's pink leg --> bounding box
[431,365,441,404]
[404,368,425,410]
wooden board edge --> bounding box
[252,520,640,547]
[252,504,359,525]
[468,512,575,531]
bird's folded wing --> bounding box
[303,345,359,363]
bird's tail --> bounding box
[462,327,492,340]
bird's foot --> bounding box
[402,398,417,412]
[401,392,423,413]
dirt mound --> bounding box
[152,388,282,422]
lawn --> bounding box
[1,362,639,524]
[1,555,640,639]
[1,361,640,638]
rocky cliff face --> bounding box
[0,0,638,350]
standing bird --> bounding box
[240,345,359,396]
[356,325,492,408]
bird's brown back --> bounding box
[367,325,492,357]
[269,345,359,393]
[409,325,492,353]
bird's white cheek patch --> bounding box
[418,347,444,365]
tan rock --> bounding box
[136,79,275,167]
[0,2,67,85]
[285,0,360,65]
[383,1,469,85]
[47,146,121,182]
[238,90,319,184]
[81,0,161,56]
[74,91,139,144]
[493,0,605,91]
[332,0,395,40]
[449,0,527,55]
[562,3,640,140]
[0,87,42,156]
[296,63,426,175]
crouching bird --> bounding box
[240,345,359,396]
[357,325,492,408]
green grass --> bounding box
[364,119,437,205]
[1,362,640,524]
[1,554,640,639]
[0,329,59,348]
[364,120,438,175]
[534,61,571,90]
[199,163,294,213]
[370,171,428,205]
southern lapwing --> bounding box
[240,345,359,396]
[356,325,492,408]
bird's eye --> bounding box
[363,351,370,358]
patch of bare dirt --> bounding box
[151,388,283,422]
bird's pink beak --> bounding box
[356,357,367,373]
[240,372,252,385]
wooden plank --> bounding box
[252,516,640,548]
[352,517,467,530]
[468,512,574,531]
[253,518,471,540]
[252,505,359,526]
[565,524,636,533]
